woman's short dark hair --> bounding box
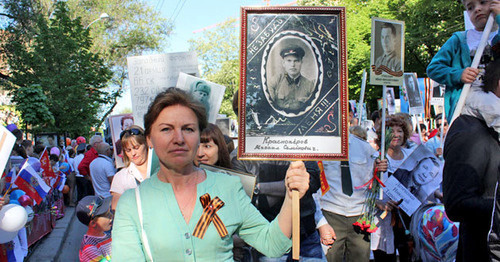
[376,115,411,148]
[121,125,147,167]
[200,123,231,169]
[144,87,208,137]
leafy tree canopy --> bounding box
[189,18,240,119]
[3,1,112,136]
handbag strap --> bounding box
[135,186,154,261]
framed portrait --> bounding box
[386,87,396,114]
[35,133,59,149]
[216,117,232,137]
[430,80,445,106]
[176,72,226,124]
[369,17,404,86]
[238,6,349,160]
[403,73,424,115]
[108,114,134,168]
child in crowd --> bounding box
[427,0,500,125]
[76,196,113,262]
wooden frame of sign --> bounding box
[238,6,349,161]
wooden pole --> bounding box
[292,190,300,260]
[380,85,387,160]
[358,69,367,124]
[450,14,495,124]
[440,107,446,149]
[415,115,423,144]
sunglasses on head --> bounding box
[120,128,143,140]
[88,197,103,220]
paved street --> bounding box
[27,207,86,262]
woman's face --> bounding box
[390,125,405,148]
[124,140,147,166]
[195,139,219,166]
[147,105,200,171]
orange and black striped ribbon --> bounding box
[317,161,330,195]
[371,65,404,77]
[192,193,228,239]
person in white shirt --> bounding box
[110,126,149,210]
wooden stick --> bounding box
[450,14,495,124]
[292,190,300,260]
[358,69,367,124]
[415,115,423,144]
[379,85,388,200]
[439,107,446,149]
[2,182,13,198]
[380,85,387,160]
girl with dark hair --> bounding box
[195,123,231,169]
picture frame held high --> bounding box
[239,6,349,160]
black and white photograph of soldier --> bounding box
[404,73,423,109]
[374,22,402,72]
[191,80,212,113]
[176,72,226,123]
[369,18,404,86]
[264,37,318,115]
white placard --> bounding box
[127,52,199,127]
[0,126,17,175]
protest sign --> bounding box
[127,52,199,127]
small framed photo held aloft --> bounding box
[370,17,405,86]
[238,6,349,161]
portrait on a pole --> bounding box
[403,73,424,115]
[239,7,349,160]
[370,17,404,86]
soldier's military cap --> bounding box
[280,46,305,59]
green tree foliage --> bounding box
[1,0,172,126]
[4,2,112,136]
[61,0,172,123]
[188,18,239,118]
[12,84,54,129]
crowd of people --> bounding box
[1,0,499,261]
